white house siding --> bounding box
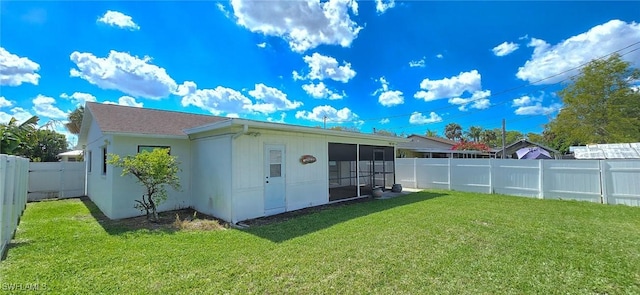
[191,135,233,222]
[107,136,193,219]
[84,119,113,218]
[231,129,395,223]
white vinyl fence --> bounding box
[1,154,29,257]
[396,158,640,206]
[28,162,85,201]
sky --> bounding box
[1,1,640,147]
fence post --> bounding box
[599,160,607,204]
[538,159,544,199]
[60,161,65,199]
[0,155,6,254]
[488,158,493,194]
[447,158,452,190]
[412,158,417,189]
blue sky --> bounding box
[2,1,640,146]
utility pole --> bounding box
[501,118,506,159]
[323,115,327,129]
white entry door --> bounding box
[264,144,286,215]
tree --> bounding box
[444,123,463,141]
[329,126,361,133]
[374,129,397,137]
[547,54,640,144]
[425,129,438,137]
[65,106,84,134]
[0,116,39,154]
[451,141,490,152]
[480,129,498,146]
[465,126,483,142]
[107,148,181,221]
[21,129,68,162]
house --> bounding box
[78,102,405,223]
[397,134,491,158]
[494,139,561,159]
[57,150,83,162]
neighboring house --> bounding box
[397,135,491,158]
[78,102,405,223]
[494,139,561,159]
[57,150,83,162]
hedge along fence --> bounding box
[0,154,29,258]
[396,158,640,206]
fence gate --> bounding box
[28,162,85,201]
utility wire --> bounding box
[325,41,640,126]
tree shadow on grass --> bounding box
[78,197,226,236]
[241,191,448,243]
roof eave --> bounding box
[103,131,189,140]
[186,118,409,143]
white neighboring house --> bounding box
[78,102,405,223]
[57,150,84,162]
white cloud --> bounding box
[295,53,356,83]
[514,103,562,115]
[216,3,230,18]
[60,92,96,107]
[70,50,178,99]
[379,118,390,124]
[375,0,395,14]
[512,95,540,107]
[0,96,12,108]
[180,84,253,116]
[374,77,404,107]
[0,107,34,124]
[230,0,361,53]
[257,42,267,48]
[32,95,68,120]
[409,57,426,68]
[104,96,144,108]
[492,41,519,56]
[409,112,442,125]
[97,10,140,30]
[436,54,443,59]
[0,47,40,86]
[517,20,640,84]
[414,70,482,101]
[512,94,561,115]
[448,90,491,111]
[266,113,287,123]
[379,90,404,107]
[179,82,302,116]
[301,82,344,100]
[247,83,303,114]
[295,105,358,123]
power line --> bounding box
[325,41,640,126]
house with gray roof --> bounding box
[78,102,406,223]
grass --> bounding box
[2,191,640,294]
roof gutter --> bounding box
[232,124,249,139]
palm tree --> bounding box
[425,129,438,137]
[444,123,463,141]
[0,116,39,154]
[65,106,84,134]
[465,126,483,142]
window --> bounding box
[138,145,171,154]
[102,147,107,175]
[269,149,282,178]
[87,150,92,173]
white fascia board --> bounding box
[185,118,408,143]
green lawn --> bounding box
[2,191,640,294]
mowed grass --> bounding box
[2,191,640,294]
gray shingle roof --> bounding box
[86,102,228,136]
